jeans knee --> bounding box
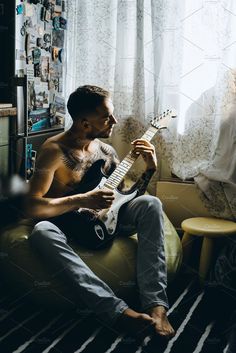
[137,195,163,215]
[28,221,67,245]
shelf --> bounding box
[0,108,17,118]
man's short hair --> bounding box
[67,85,111,122]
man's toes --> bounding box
[166,329,175,338]
[154,323,175,338]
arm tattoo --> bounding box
[129,168,156,196]
[100,143,119,175]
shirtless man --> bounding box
[26,85,175,338]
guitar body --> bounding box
[93,176,138,234]
[49,160,138,249]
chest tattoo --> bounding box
[60,142,119,176]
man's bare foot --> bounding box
[113,308,155,336]
[146,305,175,338]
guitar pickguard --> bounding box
[77,176,138,235]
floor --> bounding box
[0,272,235,353]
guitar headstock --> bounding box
[151,109,177,130]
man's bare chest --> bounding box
[54,144,116,191]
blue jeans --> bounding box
[28,195,169,325]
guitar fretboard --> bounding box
[104,125,158,190]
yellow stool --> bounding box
[181,217,236,283]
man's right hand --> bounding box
[80,188,115,209]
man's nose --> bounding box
[110,114,118,124]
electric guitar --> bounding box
[50,110,177,249]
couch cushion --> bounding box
[0,209,182,310]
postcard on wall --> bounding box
[24,3,35,17]
[50,94,65,118]
[16,49,26,61]
[28,108,51,133]
[58,77,63,93]
[49,62,62,90]
[28,81,36,111]
[55,0,62,13]
[41,57,50,82]
[27,33,37,50]
[49,62,62,78]
[34,83,49,109]
[62,1,66,12]
[52,29,64,47]
[26,64,34,82]
[54,95,66,115]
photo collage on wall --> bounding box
[16,0,67,133]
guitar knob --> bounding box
[94,224,105,240]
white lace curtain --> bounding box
[65,0,236,220]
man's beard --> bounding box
[87,128,112,139]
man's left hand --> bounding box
[131,139,157,170]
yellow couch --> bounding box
[0,189,182,310]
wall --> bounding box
[156,181,211,230]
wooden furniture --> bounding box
[0,107,17,118]
[0,107,17,177]
[181,217,236,283]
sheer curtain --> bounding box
[65,0,236,219]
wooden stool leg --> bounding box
[181,232,195,266]
[199,237,214,284]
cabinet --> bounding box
[0,108,17,177]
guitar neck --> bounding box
[104,125,158,190]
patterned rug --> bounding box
[0,274,235,353]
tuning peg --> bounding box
[171,109,177,118]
